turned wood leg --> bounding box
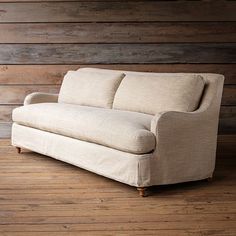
[137,187,147,197]
[16,147,21,154]
[207,176,213,182]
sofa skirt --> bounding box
[11,123,153,187]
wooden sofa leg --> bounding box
[137,187,147,197]
[16,147,21,154]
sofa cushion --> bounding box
[12,103,155,154]
[113,73,204,115]
[58,70,125,108]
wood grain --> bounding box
[0,105,17,121]
[0,22,236,43]
[219,106,236,134]
[0,85,60,105]
[0,231,234,236]
[0,65,72,85]
[222,86,236,106]
[1,64,236,85]
[0,122,11,138]
[0,44,236,64]
[0,2,236,23]
[0,138,235,234]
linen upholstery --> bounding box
[12,123,153,187]
[24,92,58,105]
[113,73,204,115]
[11,69,224,188]
[147,73,224,185]
[12,103,155,154]
[58,70,125,108]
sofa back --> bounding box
[59,68,214,115]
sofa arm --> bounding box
[24,92,58,105]
[150,107,220,183]
[151,107,219,155]
[151,107,218,138]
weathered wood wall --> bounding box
[0,0,236,138]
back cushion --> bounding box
[58,70,125,108]
[113,74,204,115]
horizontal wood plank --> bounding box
[0,22,236,43]
[0,2,236,23]
[222,86,236,106]
[0,65,70,85]
[0,85,60,104]
[0,44,236,64]
[0,122,11,138]
[0,105,16,121]
[0,221,235,232]
[219,106,236,134]
[1,64,236,85]
[0,231,235,236]
[0,214,235,225]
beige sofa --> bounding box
[11,68,224,196]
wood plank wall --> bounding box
[0,0,236,138]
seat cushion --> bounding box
[113,73,204,115]
[12,103,155,154]
[58,69,125,109]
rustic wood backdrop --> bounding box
[0,0,236,138]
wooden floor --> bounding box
[0,137,235,236]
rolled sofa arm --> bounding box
[150,106,220,184]
[151,108,218,145]
[24,92,58,105]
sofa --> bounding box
[11,68,224,196]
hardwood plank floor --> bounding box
[0,138,235,235]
